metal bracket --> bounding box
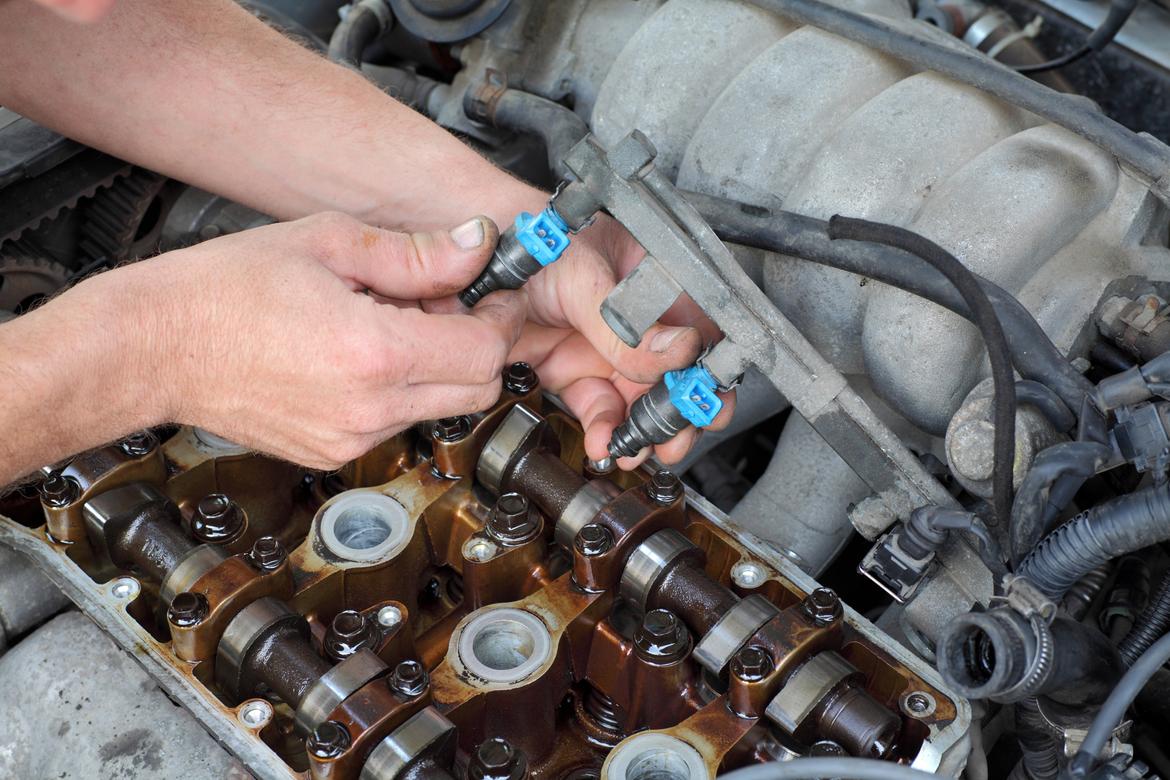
[562,131,956,527]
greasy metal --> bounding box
[765,650,860,735]
[160,543,229,604]
[692,594,779,675]
[359,707,456,780]
[0,392,971,777]
[619,528,701,612]
[296,648,389,736]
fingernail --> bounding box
[450,217,485,250]
[649,326,690,353]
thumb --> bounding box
[318,214,499,300]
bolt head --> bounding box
[248,535,286,572]
[575,523,614,557]
[802,587,842,625]
[487,492,538,544]
[119,430,157,457]
[503,362,538,394]
[634,609,690,662]
[433,416,472,443]
[192,493,244,543]
[168,591,209,628]
[307,720,350,759]
[730,645,773,682]
[40,471,79,508]
[646,469,683,505]
[470,738,525,780]
[388,659,428,698]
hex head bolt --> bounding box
[633,609,690,664]
[388,659,429,698]
[646,469,683,505]
[168,591,209,628]
[503,362,538,394]
[487,493,539,545]
[248,536,286,572]
[41,471,79,507]
[802,587,843,625]
[468,737,528,780]
[575,524,614,557]
[730,645,774,682]
[307,720,350,759]
[192,493,244,544]
[119,430,157,456]
[324,610,374,660]
[433,416,472,443]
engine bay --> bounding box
[5,0,1170,778]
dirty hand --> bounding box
[89,212,525,469]
[509,214,736,468]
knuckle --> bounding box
[467,338,507,384]
[304,211,359,257]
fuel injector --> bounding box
[459,183,601,307]
[609,363,724,458]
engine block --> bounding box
[0,364,966,779]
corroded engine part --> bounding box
[0,365,969,778]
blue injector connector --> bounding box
[459,205,573,307]
[609,364,724,458]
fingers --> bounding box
[559,377,629,462]
[306,212,499,300]
[397,289,527,386]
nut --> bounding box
[168,592,209,628]
[248,536,286,572]
[503,362,538,394]
[307,720,350,759]
[487,492,539,545]
[730,645,773,682]
[119,430,157,457]
[468,737,527,780]
[192,493,244,544]
[324,610,375,661]
[645,469,683,505]
[802,587,842,625]
[575,523,614,557]
[433,416,472,443]
[388,659,428,698]
[633,609,690,663]
[40,471,79,508]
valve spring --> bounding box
[582,686,623,734]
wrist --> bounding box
[68,262,179,428]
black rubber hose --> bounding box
[690,192,1092,414]
[827,215,1016,526]
[1015,380,1076,433]
[1017,0,1139,74]
[742,0,1170,203]
[1015,698,1062,780]
[1009,441,1115,567]
[1067,632,1170,778]
[469,89,589,181]
[328,1,390,67]
[1119,570,1170,666]
[1020,483,1170,600]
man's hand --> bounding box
[0,0,733,470]
[0,214,524,482]
[512,216,737,468]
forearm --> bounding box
[0,0,542,231]
[0,271,167,484]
